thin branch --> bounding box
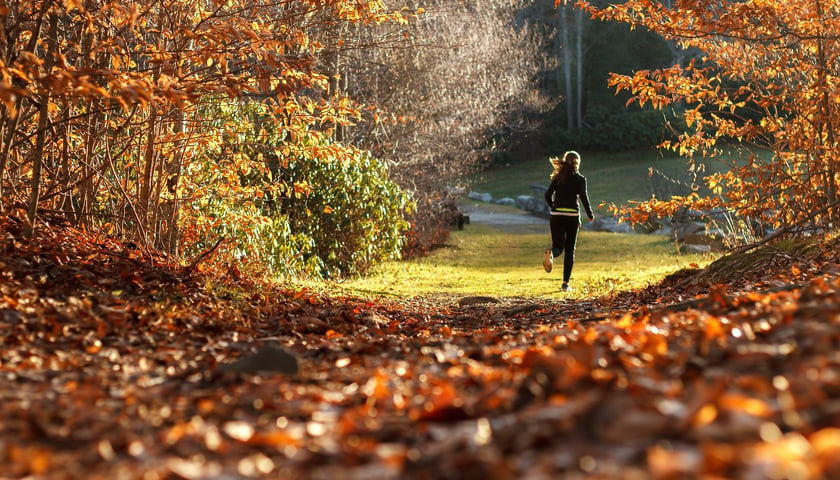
[728,197,840,255]
[185,236,225,272]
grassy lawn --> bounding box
[332,221,713,301]
[320,149,744,301]
[471,149,741,213]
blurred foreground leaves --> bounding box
[1,215,839,479]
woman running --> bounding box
[543,151,594,292]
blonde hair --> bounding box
[549,150,581,178]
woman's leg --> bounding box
[561,217,580,284]
[549,216,566,259]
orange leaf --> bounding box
[718,393,774,417]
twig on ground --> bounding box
[185,236,225,272]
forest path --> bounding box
[3,214,840,479]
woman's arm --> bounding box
[579,177,594,220]
[544,178,556,207]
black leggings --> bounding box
[549,215,580,283]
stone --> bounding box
[530,184,548,197]
[515,195,534,210]
[467,192,493,203]
[458,296,501,306]
[218,344,299,376]
[515,195,549,216]
[681,233,725,251]
[684,244,712,254]
[586,217,634,233]
[673,221,706,239]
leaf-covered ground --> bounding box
[2,214,840,479]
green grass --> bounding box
[314,149,746,301]
[332,220,713,301]
[471,150,737,213]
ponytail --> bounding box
[549,151,580,182]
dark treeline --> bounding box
[497,0,685,165]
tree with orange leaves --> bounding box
[0,0,413,276]
[580,0,840,239]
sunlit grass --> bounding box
[330,222,715,301]
[308,149,749,301]
[472,149,744,213]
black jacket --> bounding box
[544,172,594,218]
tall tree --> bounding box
[330,0,551,250]
[583,0,840,233]
[0,0,408,254]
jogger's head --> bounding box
[563,151,580,171]
[550,151,581,178]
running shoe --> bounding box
[543,248,553,272]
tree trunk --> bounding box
[161,109,186,255]
[560,6,574,129]
[25,10,57,236]
[59,97,74,221]
[139,108,157,244]
[575,7,584,130]
[74,0,99,228]
[26,99,48,236]
[0,0,51,202]
[329,24,347,143]
[814,0,838,221]
[0,108,23,203]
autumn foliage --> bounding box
[5,1,840,478]
[582,0,840,237]
[0,0,413,277]
[3,188,840,478]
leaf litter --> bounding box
[1,214,840,479]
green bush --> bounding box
[551,107,683,152]
[582,108,672,151]
[187,197,322,278]
[282,148,413,278]
[181,100,412,280]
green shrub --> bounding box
[582,108,671,150]
[186,197,321,278]
[180,100,413,280]
[282,148,413,278]
[552,107,684,152]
